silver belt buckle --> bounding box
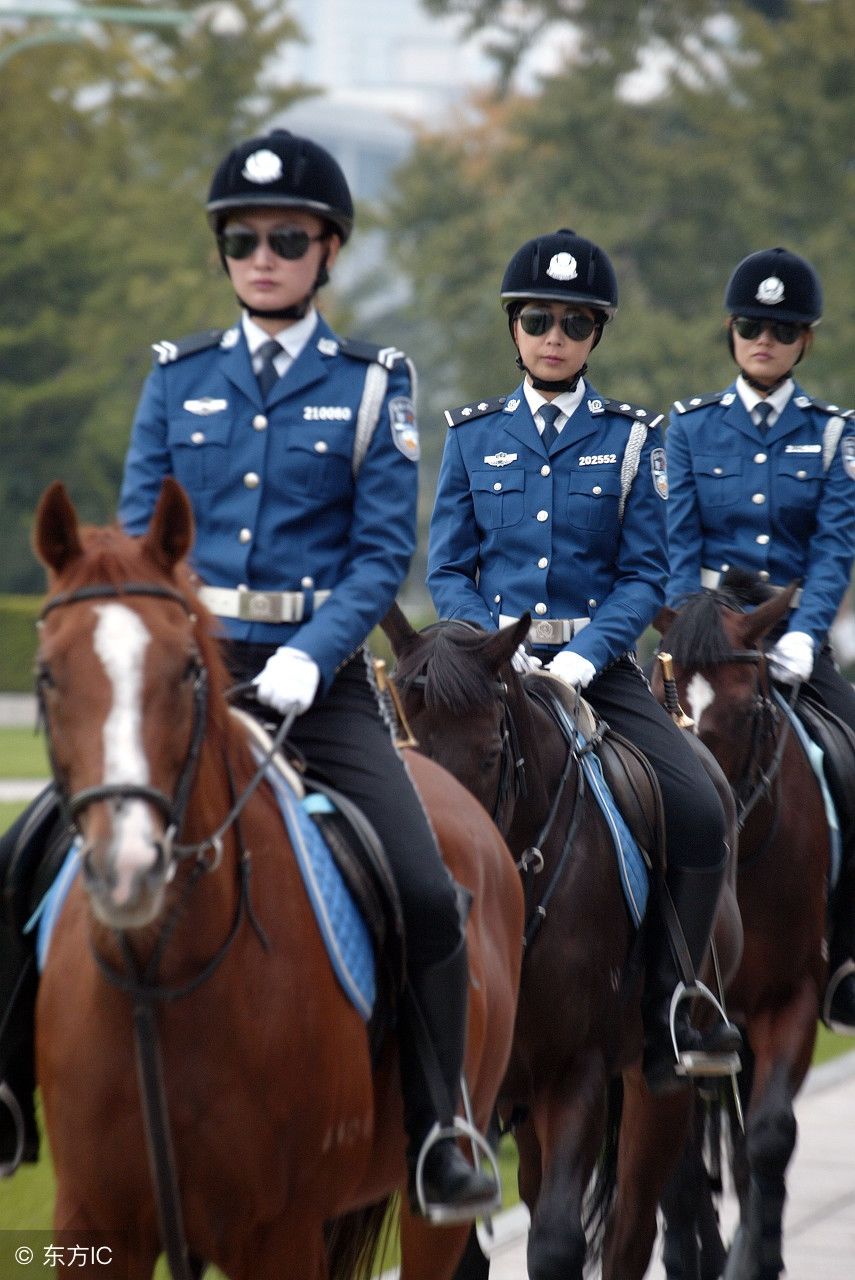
[237,589,294,624]
[529,619,570,646]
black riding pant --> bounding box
[225,643,461,968]
[804,643,855,732]
[582,655,726,872]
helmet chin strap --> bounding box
[229,254,331,323]
[515,354,587,393]
[739,367,793,394]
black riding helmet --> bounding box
[207,129,354,320]
[724,247,822,378]
[500,229,618,392]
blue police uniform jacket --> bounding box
[119,315,419,691]
[427,381,668,673]
[666,382,855,645]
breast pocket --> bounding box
[567,470,621,531]
[287,431,354,498]
[777,455,823,519]
[471,469,525,530]
[167,414,233,492]
[693,455,742,507]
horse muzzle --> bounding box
[80,816,175,930]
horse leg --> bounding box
[723,987,817,1280]
[524,1058,610,1280]
[399,1206,471,1280]
[52,1188,159,1280]
[660,1099,727,1280]
[601,1069,694,1280]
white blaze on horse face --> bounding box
[686,672,715,732]
[93,604,158,904]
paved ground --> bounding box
[484,1052,855,1279]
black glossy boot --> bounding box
[643,859,742,1095]
[824,854,855,1034]
[399,936,499,1223]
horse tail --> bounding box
[325,1196,396,1280]
[583,1073,624,1258]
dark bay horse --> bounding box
[652,586,829,1280]
[383,607,734,1280]
[31,479,523,1280]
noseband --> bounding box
[37,582,208,843]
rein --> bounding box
[723,649,798,837]
[37,580,286,1280]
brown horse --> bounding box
[652,586,829,1280]
[31,478,523,1280]
[383,607,739,1280]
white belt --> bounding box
[700,567,802,609]
[499,613,590,646]
[198,585,331,624]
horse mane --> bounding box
[55,521,233,749]
[393,622,503,716]
[664,590,739,668]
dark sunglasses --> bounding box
[732,316,805,345]
[517,307,597,341]
[217,227,327,261]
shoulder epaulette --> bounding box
[337,337,408,370]
[151,329,225,365]
[444,395,509,427]
[672,391,724,415]
[591,397,663,429]
[793,394,853,418]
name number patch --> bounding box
[304,405,353,422]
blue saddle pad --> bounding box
[27,769,377,1022]
[578,741,650,928]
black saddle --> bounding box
[793,691,855,856]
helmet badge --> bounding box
[547,252,578,282]
[242,149,284,184]
[756,275,784,305]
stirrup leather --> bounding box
[822,959,855,1034]
[669,981,741,1078]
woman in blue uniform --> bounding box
[0,130,497,1220]
[428,228,741,1092]
[666,247,855,1033]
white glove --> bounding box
[766,631,814,685]
[253,646,321,714]
[511,644,543,675]
[547,649,598,689]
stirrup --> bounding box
[0,1082,25,1179]
[670,981,741,1079]
[413,1117,502,1225]
[822,959,855,1034]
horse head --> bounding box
[33,478,223,930]
[652,584,797,784]
[383,604,531,825]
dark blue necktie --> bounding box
[754,400,772,431]
[540,402,562,452]
[256,339,283,401]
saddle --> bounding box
[4,786,73,935]
[793,691,855,858]
[527,672,666,874]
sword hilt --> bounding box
[657,652,695,729]
[373,658,418,749]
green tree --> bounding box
[0,1,309,591]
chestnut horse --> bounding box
[383,607,738,1280]
[652,586,829,1280]
[31,478,523,1280]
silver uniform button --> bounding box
[752,493,766,505]
[538,557,548,569]
[759,570,770,581]
[191,431,205,445]
[588,598,597,608]
[314,440,329,453]
[540,464,551,477]
[754,452,767,464]
[494,594,500,603]
[301,576,314,589]
[592,485,602,495]
[243,472,260,489]
[536,509,549,522]
[493,481,502,491]
[756,534,770,545]
[252,414,268,430]
[535,603,547,615]
[796,469,807,479]
[238,528,251,544]
[713,466,723,475]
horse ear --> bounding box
[141,477,195,573]
[33,482,84,573]
[381,601,419,657]
[738,584,799,648]
[653,605,677,635]
[481,613,531,674]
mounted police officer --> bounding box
[0,129,499,1221]
[666,247,855,1033]
[428,228,742,1093]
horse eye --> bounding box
[183,654,201,682]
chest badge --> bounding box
[484,452,518,467]
[651,447,668,499]
[842,437,855,481]
[183,398,228,415]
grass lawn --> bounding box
[0,726,48,780]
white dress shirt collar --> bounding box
[242,308,319,371]
[736,373,794,428]
[523,376,587,432]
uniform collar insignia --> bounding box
[504,398,520,412]
[220,327,240,349]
